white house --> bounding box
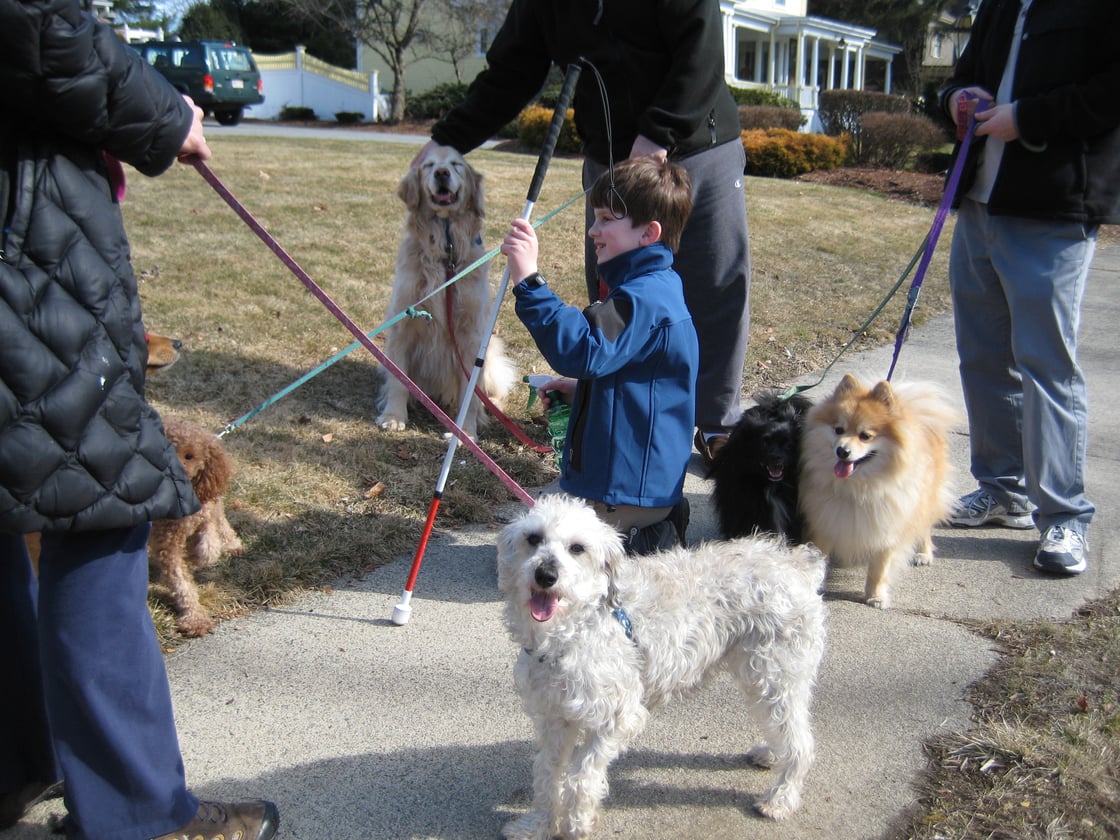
[722,0,902,125]
[358,0,902,131]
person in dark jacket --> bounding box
[502,157,698,554]
[418,0,749,468]
[0,0,278,836]
[939,0,1120,576]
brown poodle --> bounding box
[148,416,244,636]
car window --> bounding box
[170,46,203,68]
[214,48,253,72]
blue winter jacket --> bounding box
[513,243,698,508]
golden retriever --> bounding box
[376,144,516,440]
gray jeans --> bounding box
[949,198,1097,534]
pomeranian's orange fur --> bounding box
[798,373,956,608]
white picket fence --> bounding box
[253,46,387,122]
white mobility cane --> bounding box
[392,60,583,626]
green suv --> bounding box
[133,40,264,125]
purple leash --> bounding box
[885,110,980,381]
[189,155,534,506]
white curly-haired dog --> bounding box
[496,494,827,839]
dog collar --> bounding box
[612,607,634,642]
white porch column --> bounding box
[827,45,836,89]
[840,46,850,89]
[855,47,865,90]
[810,37,820,89]
[722,11,736,80]
[794,31,804,90]
[768,30,777,87]
[884,59,893,94]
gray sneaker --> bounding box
[948,489,1034,529]
[1033,525,1088,575]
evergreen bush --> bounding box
[516,105,581,154]
[741,129,850,178]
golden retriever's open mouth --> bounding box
[429,187,460,207]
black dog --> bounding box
[708,391,812,542]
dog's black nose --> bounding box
[534,562,558,589]
[836,445,850,460]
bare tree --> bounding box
[422,0,505,83]
[280,0,427,122]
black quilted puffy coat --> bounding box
[0,0,200,532]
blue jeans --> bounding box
[0,526,197,840]
[949,198,1096,535]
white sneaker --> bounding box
[948,489,1034,529]
[1033,525,1088,575]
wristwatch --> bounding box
[522,272,547,288]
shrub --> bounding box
[516,105,581,154]
[278,106,316,121]
[859,112,949,168]
[741,129,850,178]
[727,86,800,110]
[818,90,910,161]
[405,82,469,120]
[738,105,803,131]
[334,111,363,125]
[914,150,953,174]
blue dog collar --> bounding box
[612,607,634,642]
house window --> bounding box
[932,33,943,59]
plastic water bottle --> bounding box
[525,375,569,468]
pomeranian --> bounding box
[708,390,812,542]
[798,373,955,608]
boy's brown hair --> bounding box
[588,157,694,252]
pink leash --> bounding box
[188,155,534,507]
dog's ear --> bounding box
[397,166,422,212]
[193,435,233,502]
[596,518,627,574]
[869,380,896,411]
[465,164,485,220]
[835,373,862,397]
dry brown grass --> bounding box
[128,135,952,646]
[891,589,1120,840]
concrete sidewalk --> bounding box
[13,245,1119,839]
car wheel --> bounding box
[215,108,243,126]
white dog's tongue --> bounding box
[530,590,560,622]
[835,460,855,479]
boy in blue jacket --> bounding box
[502,157,698,553]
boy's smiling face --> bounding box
[588,207,654,264]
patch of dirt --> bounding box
[795,167,947,208]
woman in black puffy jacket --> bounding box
[0,1,278,837]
